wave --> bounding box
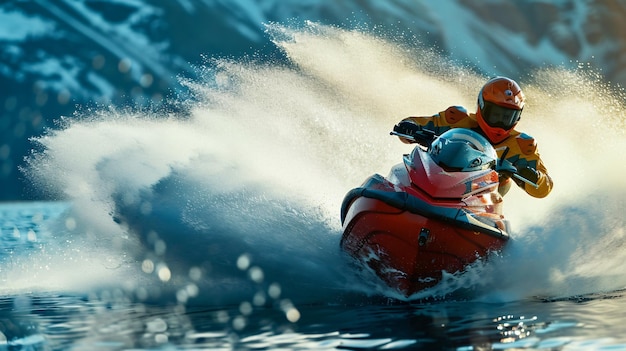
[21,22,626,305]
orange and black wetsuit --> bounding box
[397,106,553,198]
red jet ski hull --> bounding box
[341,196,508,295]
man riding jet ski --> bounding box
[393,76,553,198]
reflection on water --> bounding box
[2,291,626,350]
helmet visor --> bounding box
[481,101,522,130]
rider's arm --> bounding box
[508,133,553,198]
[395,106,473,143]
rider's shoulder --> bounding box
[512,131,538,155]
[442,105,470,124]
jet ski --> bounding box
[340,128,520,296]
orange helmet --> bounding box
[476,77,525,143]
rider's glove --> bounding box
[393,121,422,138]
[515,166,540,186]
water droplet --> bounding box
[268,283,281,299]
[248,266,264,283]
[237,254,251,270]
[189,266,202,281]
[286,308,301,323]
[141,259,154,274]
[157,265,171,282]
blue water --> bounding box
[2,23,626,350]
[2,198,626,350]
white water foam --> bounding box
[20,22,626,304]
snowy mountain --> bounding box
[0,0,624,200]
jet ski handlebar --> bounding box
[391,129,539,189]
[389,129,435,148]
[496,160,539,189]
